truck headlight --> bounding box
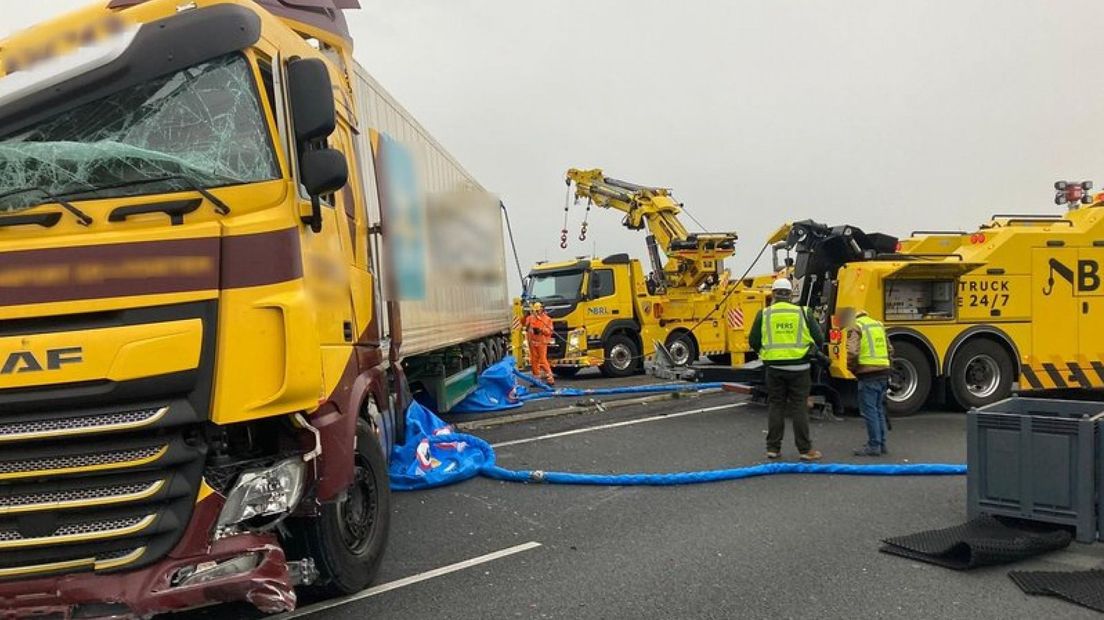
[567,328,585,353]
[216,457,306,537]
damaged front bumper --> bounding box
[0,493,302,620]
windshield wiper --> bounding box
[58,174,232,216]
[0,187,93,226]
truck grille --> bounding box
[0,407,168,442]
[0,302,215,583]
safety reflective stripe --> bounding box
[761,308,805,350]
[760,303,813,362]
[856,316,890,366]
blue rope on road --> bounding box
[511,368,727,402]
[426,432,966,488]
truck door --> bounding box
[584,267,631,339]
[1030,248,1080,388]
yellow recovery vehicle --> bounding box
[512,169,770,378]
[872,180,1104,411]
[713,181,1104,417]
[662,219,984,417]
[0,1,508,617]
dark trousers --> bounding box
[765,366,812,453]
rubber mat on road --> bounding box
[1009,569,1104,613]
[880,515,1073,570]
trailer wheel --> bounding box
[485,338,500,363]
[665,331,699,367]
[886,340,931,417]
[600,334,639,378]
[289,418,390,596]
[476,344,490,374]
[949,338,1013,410]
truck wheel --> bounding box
[291,418,390,597]
[600,334,639,378]
[476,344,490,374]
[886,341,931,417]
[949,339,1013,410]
[664,331,698,367]
[553,367,581,379]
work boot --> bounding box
[853,446,883,457]
[799,450,823,462]
[880,446,889,455]
[765,450,781,460]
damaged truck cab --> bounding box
[0,1,402,616]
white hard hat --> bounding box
[772,278,793,292]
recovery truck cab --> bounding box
[511,169,770,377]
[0,0,507,616]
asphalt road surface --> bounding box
[182,392,1104,619]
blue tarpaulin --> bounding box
[450,356,728,413]
[388,401,488,490]
[450,356,527,413]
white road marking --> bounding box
[492,402,748,448]
[278,541,543,619]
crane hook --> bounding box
[578,222,588,242]
[560,229,569,249]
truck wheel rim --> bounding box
[888,358,918,403]
[964,354,1000,399]
[610,344,633,370]
[669,340,691,366]
[338,454,379,554]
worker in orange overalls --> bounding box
[524,302,555,385]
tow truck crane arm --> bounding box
[565,168,738,290]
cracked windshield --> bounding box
[0,53,278,213]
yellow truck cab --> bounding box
[0,0,507,616]
[514,254,652,378]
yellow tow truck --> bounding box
[511,169,770,378]
[874,181,1104,411]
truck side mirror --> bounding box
[287,58,336,144]
[300,149,348,198]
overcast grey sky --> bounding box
[7,1,1104,286]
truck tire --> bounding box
[885,340,931,417]
[664,331,698,367]
[552,367,581,379]
[290,418,390,597]
[948,338,1014,410]
[600,334,639,378]
[476,344,490,374]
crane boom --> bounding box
[565,167,738,290]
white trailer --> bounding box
[351,62,511,410]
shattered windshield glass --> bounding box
[0,53,278,213]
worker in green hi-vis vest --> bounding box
[841,307,895,457]
[748,278,825,462]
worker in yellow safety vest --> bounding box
[841,308,894,457]
[749,278,824,461]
